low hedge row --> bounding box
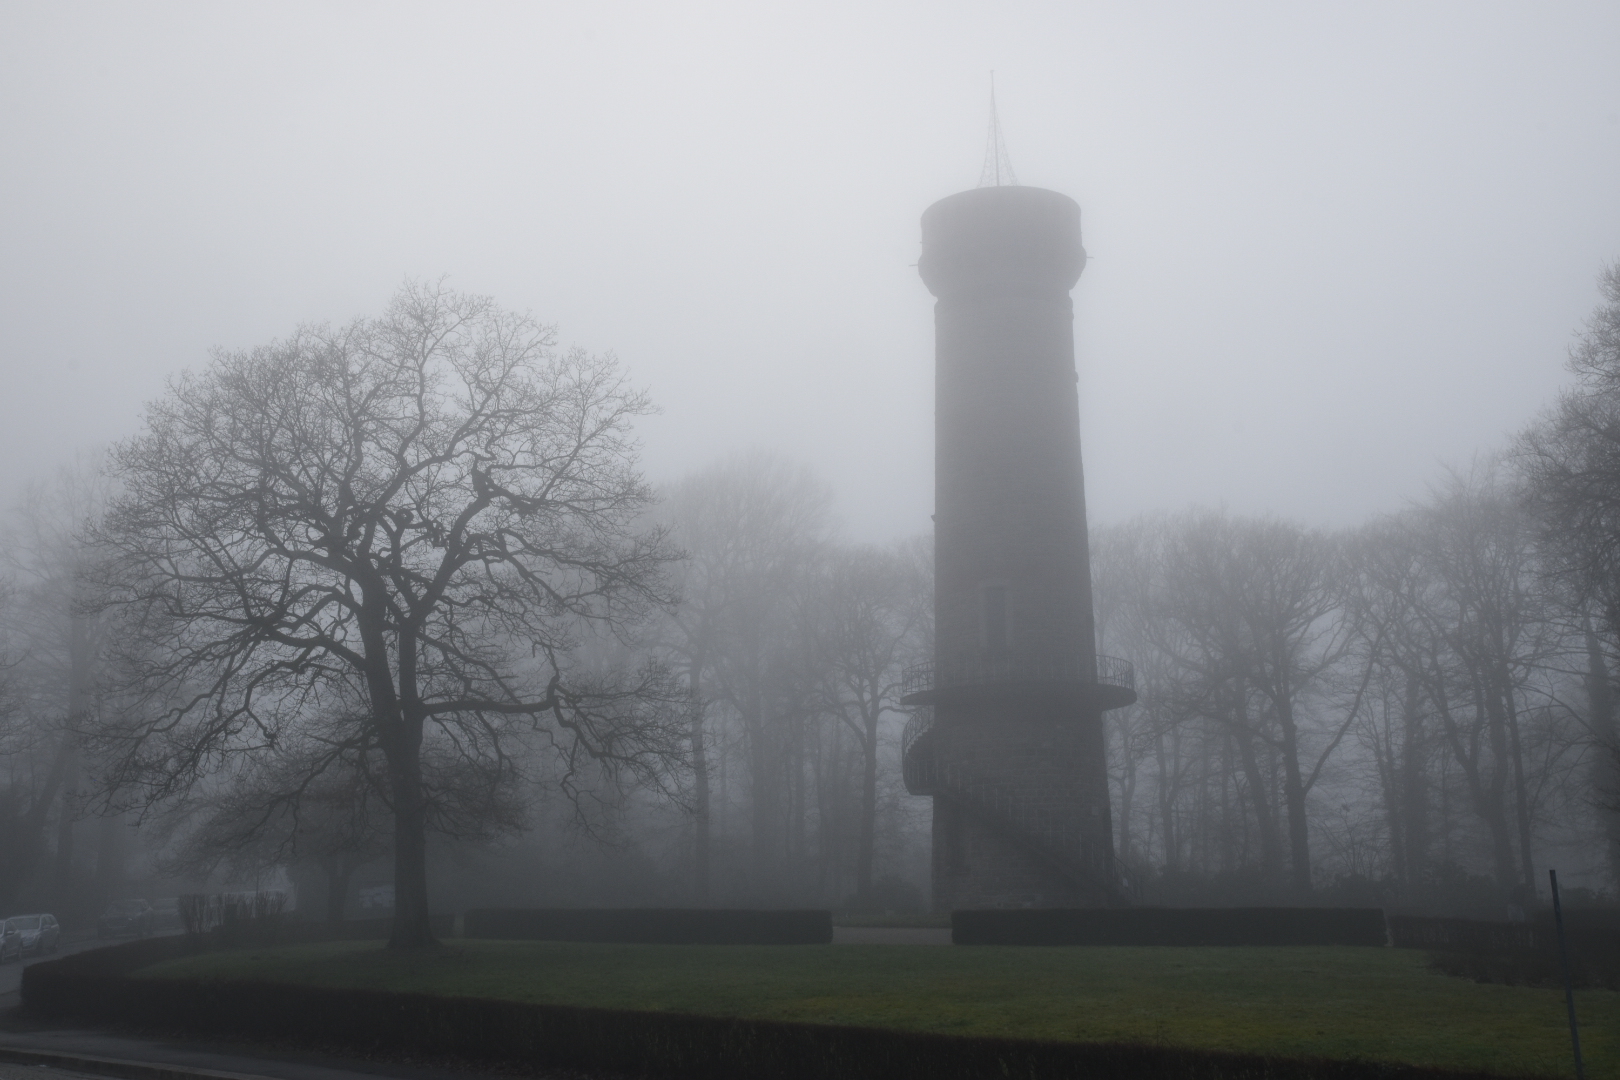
[1387,916,1535,952]
[463,907,833,944]
[1387,911,1620,951]
[185,913,458,948]
[1389,912,1620,989]
[21,937,1531,1080]
[952,907,1390,947]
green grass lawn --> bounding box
[138,940,1617,1078]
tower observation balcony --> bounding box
[899,654,1136,713]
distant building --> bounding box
[902,183,1135,909]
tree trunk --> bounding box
[1498,674,1536,894]
[689,660,710,903]
[53,617,93,905]
[380,618,434,949]
[1370,683,1406,888]
[1584,622,1620,888]
[1429,669,1517,890]
[1155,729,1178,872]
[744,685,779,891]
[1115,712,1138,867]
[855,709,878,906]
[1479,677,1521,892]
[53,749,78,903]
[95,811,125,901]
[789,706,807,891]
[1476,703,1520,891]
[1231,685,1283,881]
[387,715,434,947]
[323,858,354,924]
[1274,694,1313,894]
[1398,672,1428,888]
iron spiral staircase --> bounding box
[900,655,1139,901]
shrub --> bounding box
[177,891,291,936]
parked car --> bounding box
[0,920,20,963]
[5,914,60,955]
[97,899,154,939]
[150,897,182,932]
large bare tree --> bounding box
[87,282,681,946]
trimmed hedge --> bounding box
[953,907,1389,947]
[309,914,457,940]
[21,936,1536,1080]
[463,907,833,944]
[1390,911,1620,989]
[190,913,457,947]
[1387,911,1619,951]
[1387,916,1532,952]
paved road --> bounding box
[0,1026,570,1080]
[0,1061,109,1080]
[0,1016,597,1080]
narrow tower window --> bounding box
[983,585,1008,654]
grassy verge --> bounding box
[138,940,1617,1077]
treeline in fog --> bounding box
[0,284,934,937]
[2,268,1619,930]
[1096,264,1620,914]
[1095,476,1614,915]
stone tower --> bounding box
[901,184,1135,910]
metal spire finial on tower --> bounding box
[978,73,1018,188]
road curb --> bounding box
[0,1045,272,1080]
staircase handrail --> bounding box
[901,654,1135,700]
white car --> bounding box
[6,914,61,955]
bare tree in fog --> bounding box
[660,455,931,906]
[811,542,926,906]
[1400,470,1554,897]
[1153,512,1351,894]
[0,578,27,908]
[161,726,393,924]
[0,457,112,913]
[1096,481,1609,908]
[84,281,683,946]
[661,454,833,899]
[1342,517,1440,894]
[161,698,525,923]
[1092,517,1170,877]
[1519,259,1620,882]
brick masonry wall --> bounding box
[920,186,1114,910]
[931,707,1114,909]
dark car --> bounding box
[0,921,20,964]
[6,914,60,955]
[97,899,154,939]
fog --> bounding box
[4,3,1618,540]
[4,4,1620,929]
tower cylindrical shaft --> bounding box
[918,185,1117,909]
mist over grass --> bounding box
[143,939,1618,1076]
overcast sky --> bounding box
[3,2,1618,541]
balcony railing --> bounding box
[900,653,1135,710]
